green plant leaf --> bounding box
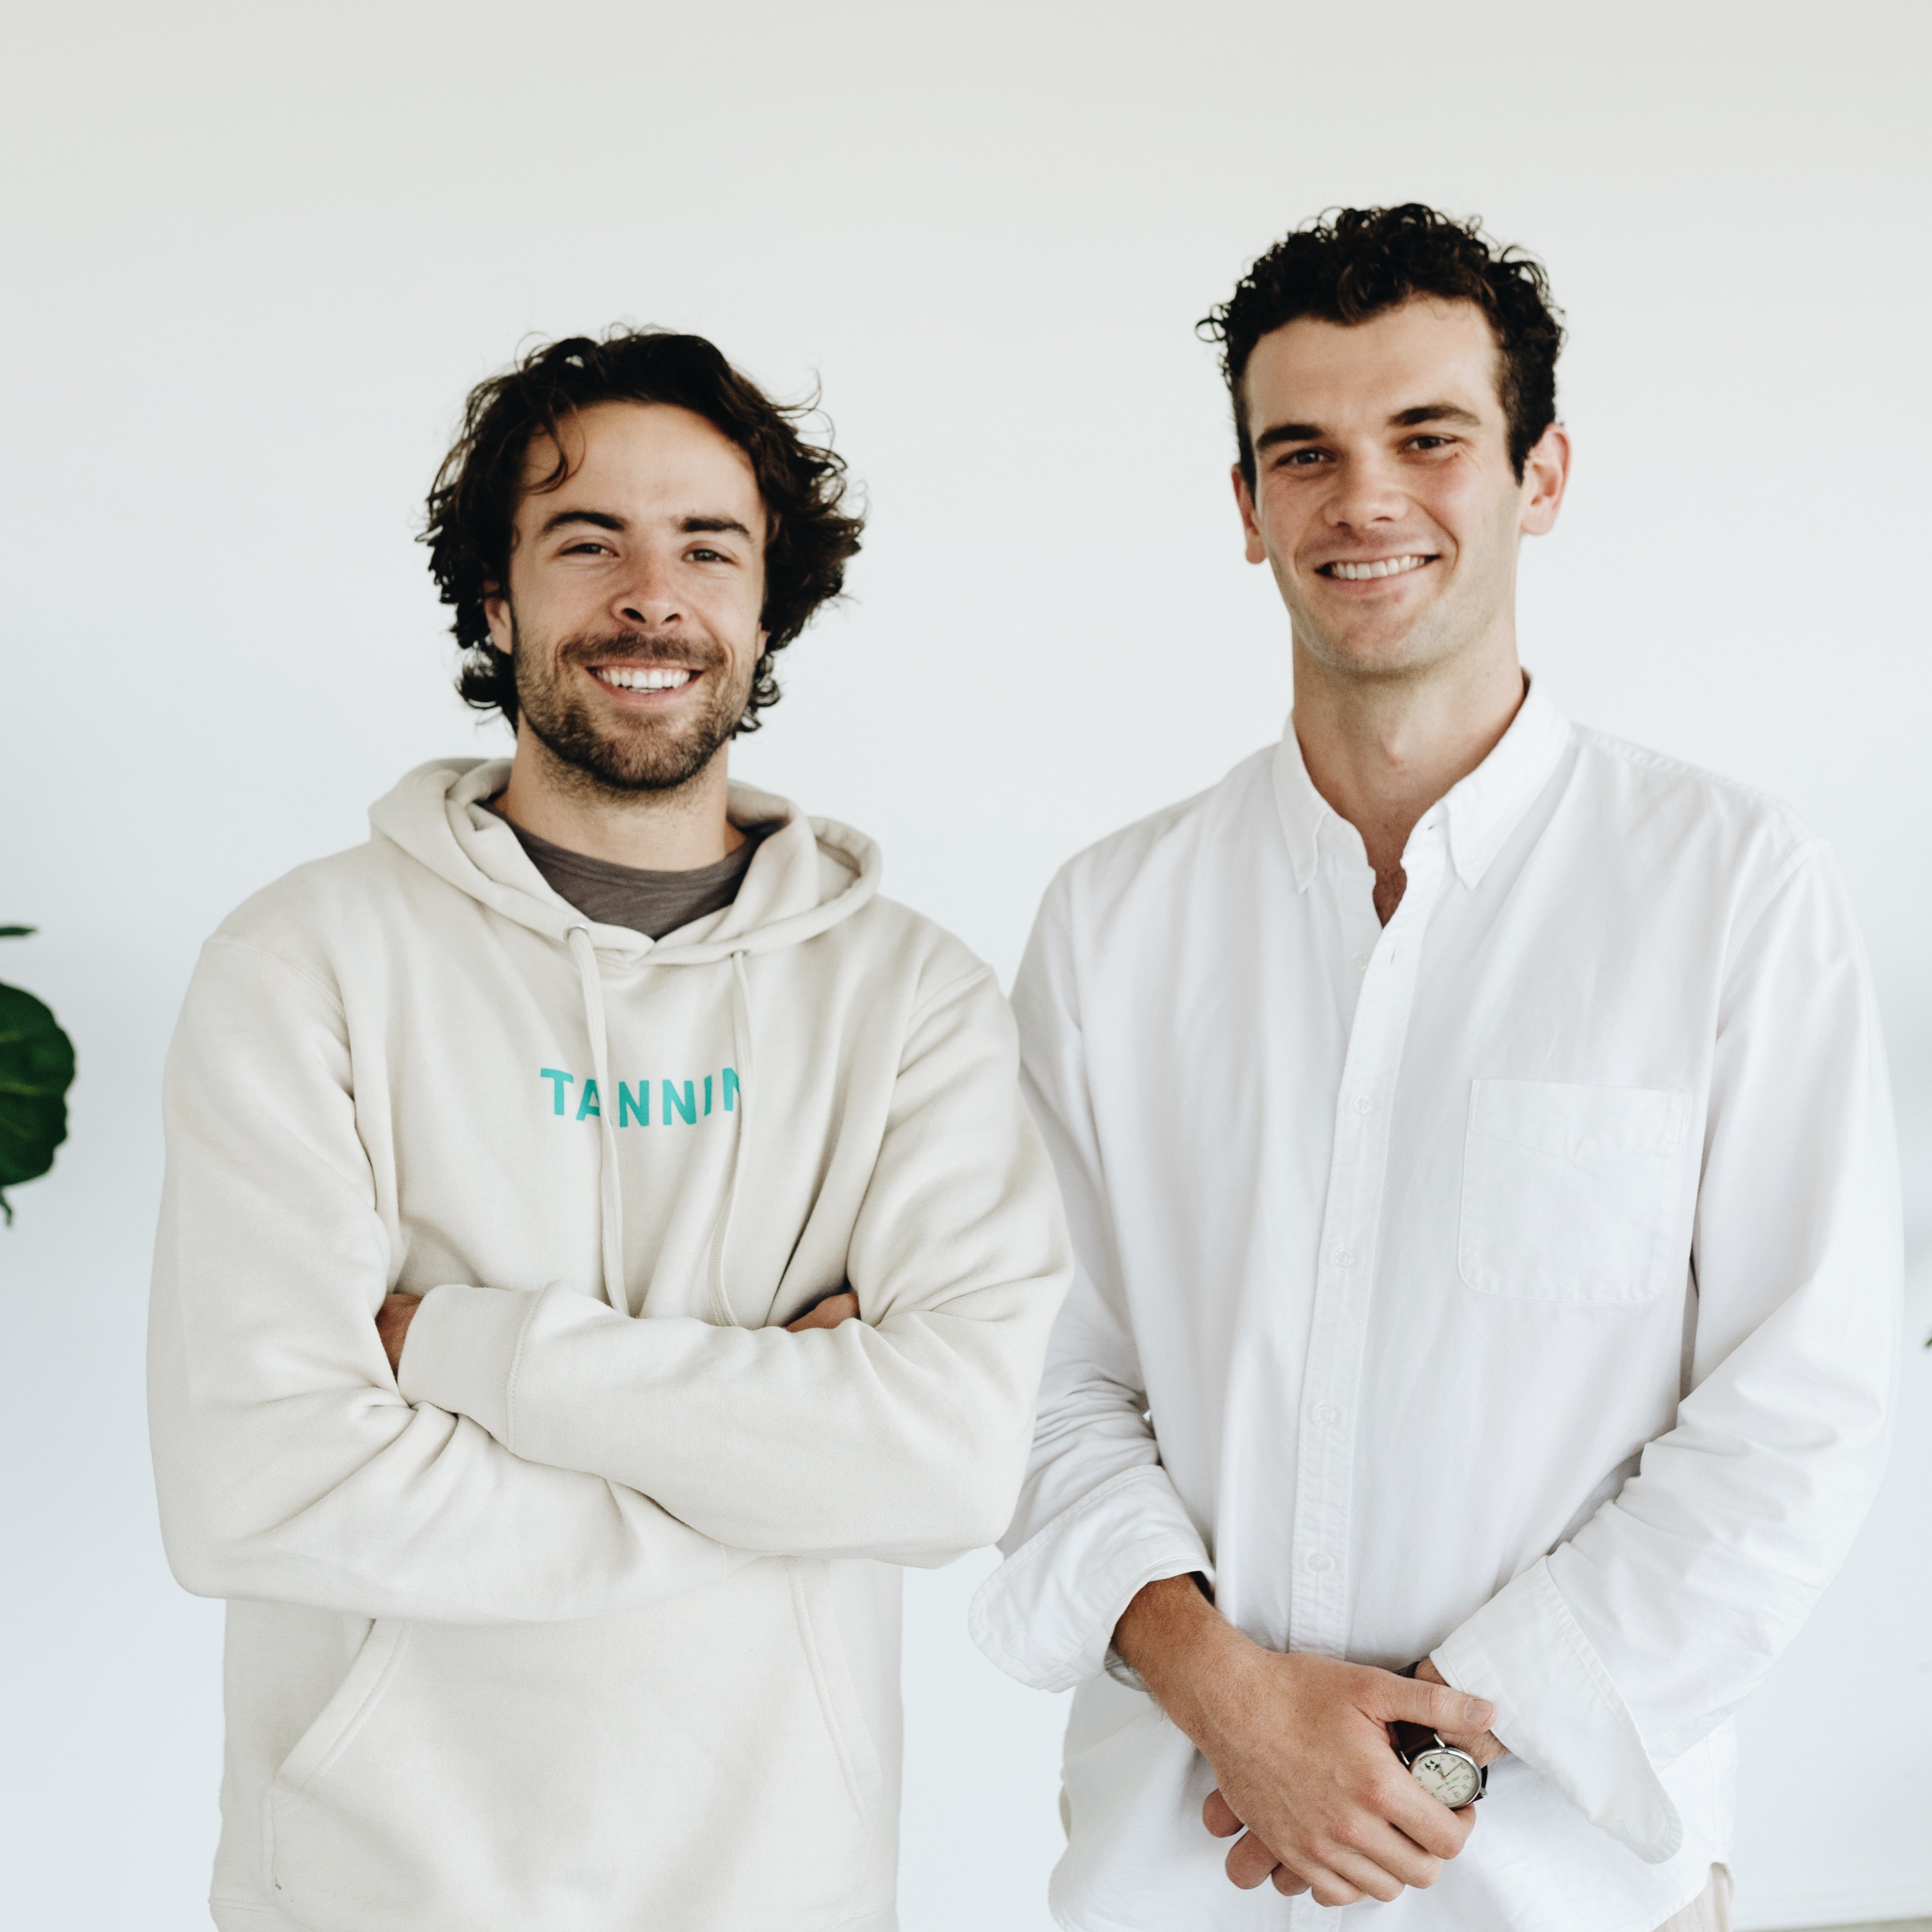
[0,980,76,1222]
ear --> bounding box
[1518,423,1572,538]
[483,586,513,656]
[1232,464,1268,566]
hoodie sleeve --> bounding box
[149,935,749,1623]
[398,963,1075,1567]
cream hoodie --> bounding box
[149,758,1071,1932]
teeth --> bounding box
[595,666,694,691]
[1329,555,1428,581]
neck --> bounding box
[495,724,744,870]
[1291,637,1526,881]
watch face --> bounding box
[1411,1747,1482,1808]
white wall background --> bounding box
[2,3,1927,1926]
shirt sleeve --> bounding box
[967,871,1214,1692]
[398,965,1075,1569]
[149,936,748,1624]
[1433,843,1902,1863]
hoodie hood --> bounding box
[368,757,881,964]
[368,758,882,1327]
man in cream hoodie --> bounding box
[149,327,1071,1932]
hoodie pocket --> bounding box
[1458,1080,1692,1305]
[789,1558,885,1828]
[262,1563,887,1932]
[262,1615,409,1884]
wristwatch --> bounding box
[1391,1662,1487,1808]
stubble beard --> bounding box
[511,616,752,795]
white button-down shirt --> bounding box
[971,683,1900,1931]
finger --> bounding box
[1300,1865,1367,1908]
[1270,1866,1311,1896]
[1202,1788,1244,1839]
[1379,1771,1478,1862]
[1224,1830,1285,1891]
[1317,1846,1402,1906]
[1436,1727,1507,1767]
[1335,1817,1448,1894]
[785,1291,861,1332]
[1379,1672,1495,1738]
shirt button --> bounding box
[1311,1402,1341,1425]
[1332,1248,1357,1268]
[1305,1551,1332,1573]
[1353,1095,1374,1115]
[1350,950,1371,971]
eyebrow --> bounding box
[1389,402,1483,430]
[538,508,624,537]
[1252,400,1485,453]
[535,508,757,540]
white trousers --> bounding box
[1656,1866,1732,1932]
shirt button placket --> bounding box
[1290,838,1445,1663]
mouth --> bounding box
[1318,553,1436,583]
[588,663,701,699]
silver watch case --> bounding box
[1406,1736,1487,1808]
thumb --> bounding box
[1377,1671,1495,1736]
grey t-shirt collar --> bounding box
[484,801,774,942]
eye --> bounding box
[688,546,735,564]
[1275,448,1329,469]
[1406,435,1456,453]
[560,539,613,556]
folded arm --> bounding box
[395,966,1074,1566]
[149,936,747,1624]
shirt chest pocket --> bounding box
[1457,1079,1693,1305]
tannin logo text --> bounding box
[539,1067,741,1126]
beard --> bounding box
[511,617,752,794]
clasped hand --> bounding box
[1116,1576,1502,1907]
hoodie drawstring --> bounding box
[567,926,629,1316]
[705,950,757,1328]
[568,925,757,1329]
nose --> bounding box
[613,551,684,629]
[1323,450,1408,534]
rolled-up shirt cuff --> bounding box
[969,1464,1212,1692]
[1433,1557,1682,1864]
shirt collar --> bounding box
[1269,675,1573,893]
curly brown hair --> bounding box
[1201,204,1566,486]
[422,328,864,734]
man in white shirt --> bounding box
[970,205,1901,1930]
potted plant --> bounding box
[0,927,76,1222]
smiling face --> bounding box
[483,400,768,794]
[1233,297,1567,684]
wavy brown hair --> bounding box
[422,328,864,734]
[1201,204,1566,486]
